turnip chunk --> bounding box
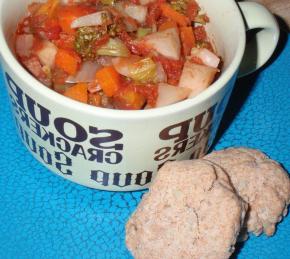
[36,41,57,68]
[15,34,34,58]
[144,28,181,60]
[71,11,111,28]
[66,61,102,83]
[123,4,148,24]
[156,83,191,107]
[191,47,220,68]
[179,61,219,98]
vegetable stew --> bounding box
[15,0,221,110]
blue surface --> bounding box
[0,32,290,259]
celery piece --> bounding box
[128,57,157,83]
[100,0,115,5]
[137,28,152,39]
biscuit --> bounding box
[126,160,247,259]
[203,147,290,236]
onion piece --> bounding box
[36,41,57,68]
[113,56,166,83]
[113,56,157,83]
[112,56,142,77]
[71,11,111,28]
[123,4,148,24]
[115,2,148,24]
[144,28,181,60]
[66,61,102,83]
[156,83,191,107]
[179,61,219,98]
[155,62,167,83]
[191,48,220,68]
[15,34,34,58]
[97,38,130,57]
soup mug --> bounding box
[0,0,279,191]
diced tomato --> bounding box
[95,34,110,48]
[53,33,75,50]
[190,56,204,65]
[118,31,151,56]
[19,14,47,38]
[146,3,162,26]
[57,4,96,34]
[17,14,58,41]
[194,26,207,41]
[16,17,29,34]
[134,83,158,108]
[153,56,184,85]
[43,18,61,40]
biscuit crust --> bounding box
[126,160,247,259]
[203,147,290,236]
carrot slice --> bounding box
[113,87,146,110]
[160,3,189,27]
[186,0,200,21]
[55,48,80,75]
[64,83,88,103]
[95,66,121,97]
[180,26,196,56]
[158,20,177,31]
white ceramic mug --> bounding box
[0,0,279,191]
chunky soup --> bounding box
[15,0,221,109]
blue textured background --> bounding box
[0,31,289,258]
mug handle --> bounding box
[237,1,280,77]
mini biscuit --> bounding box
[126,160,247,259]
[203,147,290,236]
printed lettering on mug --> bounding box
[6,72,224,188]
